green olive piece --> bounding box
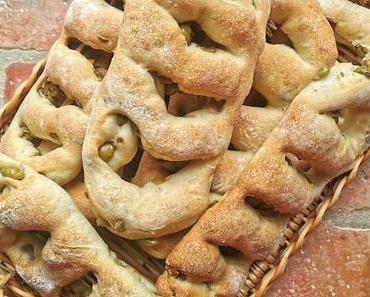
[97,34,109,42]
[96,217,110,228]
[202,47,217,53]
[109,249,127,267]
[98,143,115,162]
[0,167,25,180]
[151,177,166,185]
[355,45,367,57]
[1,187,10,194]
[94,68,106,81]
[114,221,125,232]
[313,67,330,81]
[180,24,192,45]
[22,126,34,142]
[354,65,370,78]
[142,239,158,247]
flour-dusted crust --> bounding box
[131,0,338,263]
[0,153,158,296]
[0,225,67,296]
[319,0,370,64]
[82,0,271,239]
[83,0,271,162]
[1,0,369,296]
[255,0,338,105]
[137,231,187,260]
[0,1,131,295]
[0,0,122,185]
[219,0,338,194]
[159,63,370,296]
[64,179,96,224]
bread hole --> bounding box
[150,72,176,108]
[49,133,61,144]
[68,38,113,81]
[327,110,344,125]
[181,22,227,52]
[158,159,188,174]
[121,147,143,182]
[337,45,363,66]
[151,73,225,116]
[244,89,268,107]
[285,153,313,183]
[20,124,42,148]
[285,154,311,172]
[117,114,128,126]
[33,231,49,243]
[80,46,114,81]
[38,81,69,107]
[219,246,241,258]
[354,0,370,7]
[131,151,189,187]
[76,170,85,182]
[328,21,337,32]
[227,143,239,151]
[321,178,338,197]
[266,20,277,43]
[37,140,61,155]
[245,196,278,216]
[251,0,257,8]
[62,274,96,297]
[168,94,224,117]
[67,38,82,50]
[0,185,10,195]
[355,45,368,60]
[266,22,294,48]
[20,244,36,261]
[20,124,61,154]
[88,272,98,283]
[106,0,125,10]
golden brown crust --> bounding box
[82,0,271,239]
[45,39,99,112]
[160,63,370,296]
[137,231,186,260]
[131,152,171,187]
[0,1,153,295]
[83,0,270,162]
[84,129,219,239]
[0,73,88,185]
[210,0,338,196]
[0,228,63,296]
[3,1,369,297]
[225,0,338,183]
[0,0,123,185]
[64,0,123,52]
[254,0,338,106]
[128,0,338,266]
[64,179,96,224]
[158,256,252,297]
[0,153,158,297]
[319,0,370,64]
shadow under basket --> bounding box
[1,10,370,297]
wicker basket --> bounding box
[0,2,369,296]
